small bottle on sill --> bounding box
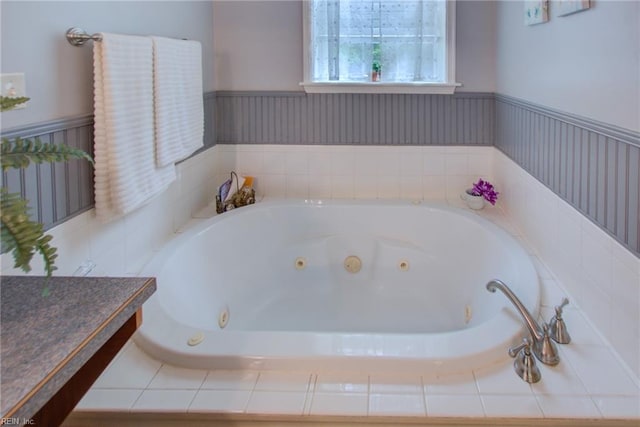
[371,60,381,82]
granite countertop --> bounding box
[0,276,156,421]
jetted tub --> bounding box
[135,200,539,373]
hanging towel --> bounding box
[152,36,204,167]
[93,33,176,222]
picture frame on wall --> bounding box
[524,0,549,25]
[557,0,590,17]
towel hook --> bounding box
[66,27,102,46]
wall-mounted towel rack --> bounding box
[66,28,190,46]
[66,27,102,46]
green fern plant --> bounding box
[1,95,93,277]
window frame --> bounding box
[301,0,459,94]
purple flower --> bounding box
[471,179,499,205]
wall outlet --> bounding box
[1,73,27,109]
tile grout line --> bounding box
[532,394,549,418]
[127,389,145,412]
[420,374,429,417]
[243,371,261,414]
[129,374,154,414]
[303,373,316,416]
[185,387,200,413]
[469,369,488,418]
[185,368,210,413]
[366,374,371,416]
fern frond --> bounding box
[1,137,93,171]
[0,96,29,112]
[0,188,57,276]
[36,233,58,277]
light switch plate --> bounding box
[1,73,28,109]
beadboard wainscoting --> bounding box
[0,92,216,231]
[215,91,496,146]
[496,94,640,258]
[1,116,95,229]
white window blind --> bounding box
[308,0,450,86]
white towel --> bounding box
[152,37,204,167]
[93,33,176,222]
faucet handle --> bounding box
[555,298,569,317]
[549,298,571,344]
[508,337,541,383]
[508,337,530,358]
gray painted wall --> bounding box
[493,0,639,256]
[2,1,637,259]
[0,0,216,229]
[212,0,497,92]
[495,0,639,132]
[0,1,215,129]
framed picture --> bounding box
[558,0,590,17]
[524,0,549,26]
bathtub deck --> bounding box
[64,335,639,425]
[65,201,639,425]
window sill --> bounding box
[300,82,461,95]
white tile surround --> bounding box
[2,144,638,423]
[212,144,494,203]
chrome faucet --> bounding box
[486,279,560,366]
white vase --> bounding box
[462,189,485,210]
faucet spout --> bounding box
[486,279,559,365]
[486,279,543,341]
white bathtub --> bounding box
[135,200,539,373]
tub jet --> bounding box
[294,257,307,270]
[218,306,230,329]
[187,332,204,346]
[465,305,472,324]
[344,255,362,273]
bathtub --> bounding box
[135,199,539,373]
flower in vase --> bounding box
[471,179,499,205]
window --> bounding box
[302,0,458,94]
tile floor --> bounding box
[74,200,640,421]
